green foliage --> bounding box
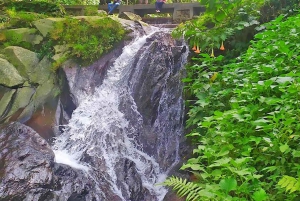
[50,17,126,66]
[161,176,203,201]
[278,176,300,193]
[37,40,55,59]
[172,0,299,57]
[3,1,65,16]
[165,11,300,201]
[84,5,99,16]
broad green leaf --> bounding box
[279,144,290,153]
[292,150,300,158]
[252,188,268,201]
[233,169,252,176]
[219,177,237,193]
[215,10,226,22]
[209,158,231,167]
[181,164,206,171]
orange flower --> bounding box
[192,44,196,51]
[210,48,215,57]
[194,46,200,54]
[220,41,225,51]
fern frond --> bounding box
[161,176,203,201]
[278,175,300,193]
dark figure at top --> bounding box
[108,0,121,15]
[155,0,166,13]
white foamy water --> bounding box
[52,29,169,200]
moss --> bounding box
[49,16,127,67]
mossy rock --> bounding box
[18,78,59,123]
[33,17,64,37]
[0,58,25,87]
[2,28,43,45]
[119,12,142,21]
[0,89,16,117]
[30,56,55,84]
[3,86,35,122]
[3,46,39,80]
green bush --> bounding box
[84,5,99,16]
[164,12,300,201]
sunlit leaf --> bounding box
[219,177,237,193]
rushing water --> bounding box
[52,27,187,201]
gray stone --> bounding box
[0,89,16,117]
[4,86,35,122]
[33,18,65,37]
[0,58,24,87]
[3,28,43,45]
[119,12,142,21]
[30,56,55,84]
[3,46,39,80]
[18,78,59,123]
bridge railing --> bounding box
[98,3,204,20]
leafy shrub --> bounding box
[84,5,99,16]
[164,11,300,201]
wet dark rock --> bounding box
[60,39,126,106]
[0,122,56,200]
[0,28,189,201]
[123,32,187,172]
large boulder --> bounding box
[0,58,24,87]
[0,89,15,118]
[30,56,55,84]
[2,28,43,45]
[33,17,64,37]
[3,46,39,80]
[0,122,56,201]
[1,86,35,123]
[0,46,59,137]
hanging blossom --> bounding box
[194,45,201,54]
[220,41,225,51]
[210,48,215,57]
[192,43,197,51]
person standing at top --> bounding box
[155,0,166,13]
[108,0,121,15]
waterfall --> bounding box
[52,27,187,201]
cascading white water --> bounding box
[52,28,173,201]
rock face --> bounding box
[0,20,189,201]
[0,122,56,201]
[0,46,59,139]
[0,58,24,87]
[123,31,187,172]
[50,30,188,201]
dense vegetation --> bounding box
[162,0,300,200]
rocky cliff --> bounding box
[0,13,188,201]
